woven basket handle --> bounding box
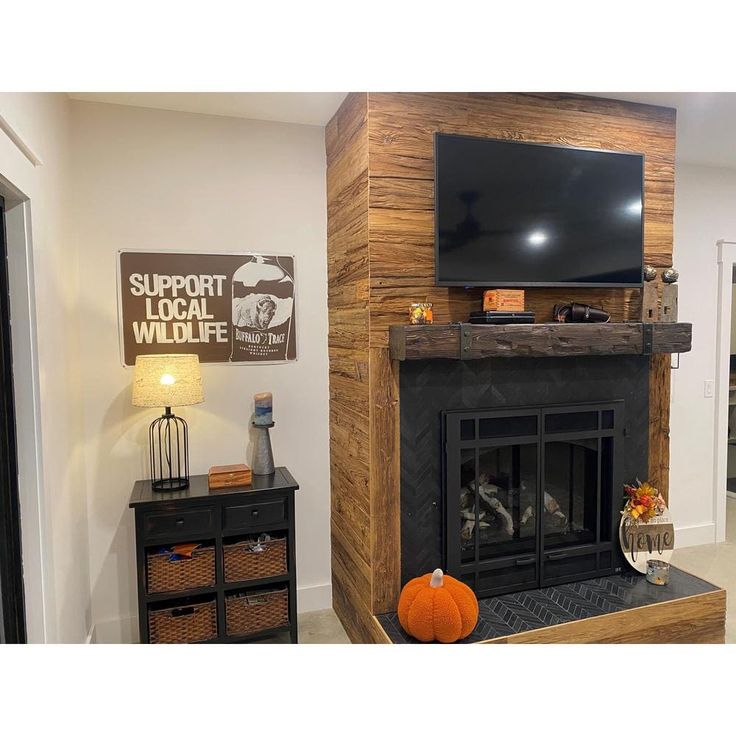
[247,596,268,606]
[171,606,196,618]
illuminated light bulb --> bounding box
[528,231,547,246]
[159,373,176,386]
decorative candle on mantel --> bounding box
[254,391,273,426]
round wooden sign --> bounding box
[618,507,674,573]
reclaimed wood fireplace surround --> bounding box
[326,93,680,643]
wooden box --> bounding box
[482,289,525,312]
[208,463,252,490]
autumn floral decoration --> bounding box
[622,480,666,525]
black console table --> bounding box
[129,467,299,644]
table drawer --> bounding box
[223,499,286,532]
[142,507,215,540]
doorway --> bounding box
[0,194,27,643]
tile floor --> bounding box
[297,607,351,643]
[671,495,736,642]
[298,496,736,644]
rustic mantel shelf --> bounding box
[389,322,693,361]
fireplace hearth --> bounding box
[444,402,623,598]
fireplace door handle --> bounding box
[515,556,536,566]
[546,551,568,560]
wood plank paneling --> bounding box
[326,93,372,629]
[327,92,677,639]
[365,94,676,615]
[369,348,401,613]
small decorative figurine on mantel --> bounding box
[643,265,658,282]
[252,391,275,475]
[642,265,659,323]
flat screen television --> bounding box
[435,133,644,287]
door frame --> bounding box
[713,239,736,543]
[0,194,26,642]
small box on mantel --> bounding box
[208,463,252,490]
[483,289,525,312]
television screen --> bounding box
[435,133,644,287]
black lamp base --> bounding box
[149,407,190,493]
[151,477,190,492]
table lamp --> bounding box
[132,354,204,491]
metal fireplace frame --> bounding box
[443,400,625,598]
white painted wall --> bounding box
[69,101,331,642]
[670,163,736,547]
[0,93,90,642]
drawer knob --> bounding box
[175,519,185,527]
[251,509,259,518]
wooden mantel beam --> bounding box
[389,322,692,361]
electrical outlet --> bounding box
[704,379,715,398]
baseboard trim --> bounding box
[675,522,716,549]
[94,616,138,644]
[297,582,332,613]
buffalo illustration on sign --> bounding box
[118,250,297,366]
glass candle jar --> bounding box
[409,303,433,325]
[646,559,670,586]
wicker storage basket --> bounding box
[223,536,287,583]
[225,588,288,637]
[148,599,217,643]
[146,545,216,594]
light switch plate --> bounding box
[705,379,715,398]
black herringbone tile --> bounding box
[375,567,718,644]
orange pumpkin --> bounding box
[398,568,479,643]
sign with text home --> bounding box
[118,250,297,366]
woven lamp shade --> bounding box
[132,354,204,408]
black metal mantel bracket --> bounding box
[460,323,472,358]
[642,323,654,355]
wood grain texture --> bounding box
[649,352,672,502]
[369,349,401,613]
[480,589,726,644]
[327,93,677,637]
[390,323,692,361]
[326,93,372,628]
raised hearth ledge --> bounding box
[389,322,692,361]
[373,567,725,644]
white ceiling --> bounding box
[68,92,349,127]
[584,92,736,169]
[68,92,736,169]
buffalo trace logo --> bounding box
[619,508,674,573]
[231,255,295,361]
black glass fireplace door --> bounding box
[444,402,623,598]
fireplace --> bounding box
[443,402,623,598]
[399,354,651,596]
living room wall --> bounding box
[71,101,331,642]
[670,162,736,546]
[0,93,90,643]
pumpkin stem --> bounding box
[430,569,444,588]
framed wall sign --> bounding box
[117,250,297,366]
